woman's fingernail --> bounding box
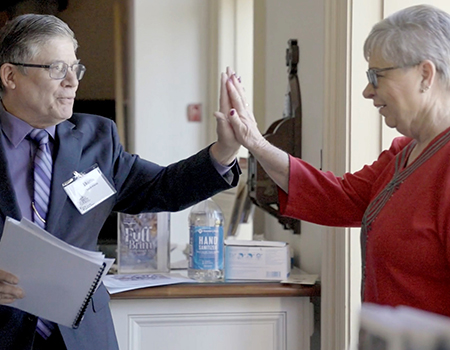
[238,76,242,83]
[230,109,235,116]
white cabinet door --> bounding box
[110,297,313,350]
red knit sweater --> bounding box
[279,130,450,317]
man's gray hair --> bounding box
[0,14,78,93]
[364,4,450,89]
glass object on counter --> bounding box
[188,198,224,282]
[117,212,170,273]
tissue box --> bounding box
[224,240,290,281]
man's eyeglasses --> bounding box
[9,61,86,81]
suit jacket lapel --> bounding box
[46,120,83,233]
[0,135,21,222]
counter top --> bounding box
[110,280,321,300]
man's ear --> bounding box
[0,63,17,90]
[419,60,436,91]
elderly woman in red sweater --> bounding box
[217,4,450,317]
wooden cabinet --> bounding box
[110,282,320,350]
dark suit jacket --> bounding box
[0,113,240,350]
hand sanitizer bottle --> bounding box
[188,198,224,281]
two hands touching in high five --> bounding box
[214,67,290,193]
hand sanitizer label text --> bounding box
[190,226,224,270]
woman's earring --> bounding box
[420,86,430,93]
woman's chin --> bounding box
[383,118,397,129]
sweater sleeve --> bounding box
[279,137,412,227]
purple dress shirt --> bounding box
[0,102,55,221]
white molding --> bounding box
[130,312,286,350]
[322,0,352,349]
[111,296,312,350]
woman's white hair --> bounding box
[364,4,450,89]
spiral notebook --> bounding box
[0,217,114,328]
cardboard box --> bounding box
[224,240,290,281]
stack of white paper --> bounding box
[0,217,114,328]
[103,272,196,294]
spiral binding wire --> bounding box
[72,262,107,329]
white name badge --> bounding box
[63,165,116,215]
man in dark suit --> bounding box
[0,14,240,350]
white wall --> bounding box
[129,0,212,255]
[255,0,325,275]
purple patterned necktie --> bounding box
[29,129,52,229]
[29,129,55,340]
